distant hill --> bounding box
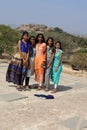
[0,24,87,67]
[17,24,87,61]
[17,24,54,33]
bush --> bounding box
[71,49,87,72]
[0,25,20,55]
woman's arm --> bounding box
[55,53,63,72]
[18,40,21,53]
[43,43,47,54]
[47,53,54,68]
[26,50,29,61]
[57,53,63,67]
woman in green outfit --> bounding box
[51,41,63,93]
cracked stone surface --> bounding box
[0,63,87,130]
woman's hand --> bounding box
[47,64,50,68]
[28,65,31,69]
[55,66,58,72]
[24,59,27,63]
[23,59,28,66]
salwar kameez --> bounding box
[34,43,46,83]
[51,49,63,85]
[44,46,54,86]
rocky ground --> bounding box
[0,62,87,130]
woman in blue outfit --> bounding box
[24,36,36,90]
[51,41,63,93]
[6,31,29,91]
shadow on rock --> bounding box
[30,84,38,89]
[9,85,17,87]
[49,84,72,92]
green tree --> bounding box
[71,49,87,73]
[54,27,63,33]
[0,25,20,55]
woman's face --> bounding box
[48,39,53,47]
[55,42,60,49]
[38,35,43,43]
[30,37,35,45]
[23,34,28,41]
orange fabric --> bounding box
[34,43,46,83]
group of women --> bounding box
[6,31,63,93]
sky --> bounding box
[0,0,87,35]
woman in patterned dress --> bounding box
[44,37,54,91]
[34,34,46,90]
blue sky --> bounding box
[0,0,87,34]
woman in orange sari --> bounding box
[34,34,46,90]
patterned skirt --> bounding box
[6,52,27,85]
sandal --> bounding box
[44,87,49,92]
[16,85,22,91]
[37,86,42,90]
[23,86,31,91]
[51,88,58,93]
[28,85,31,89]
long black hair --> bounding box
[46,37,54,47]
[35,33,45,44]
[55,41,62,50]
[21,31,29,40]
[28,36,35,43]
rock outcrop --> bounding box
[17,24,54,33]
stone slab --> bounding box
[0,93,28,102]
[60,116,80,130]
